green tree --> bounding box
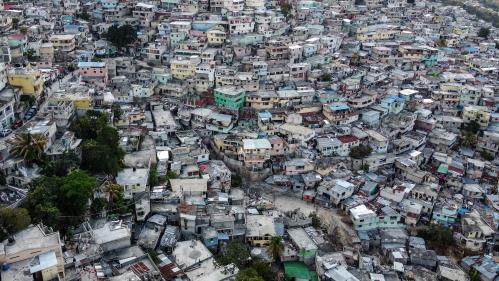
[160,170,178,183]
[112,103,122,121]
[81,140,123,175]
[71,111,124,175]
[469,268,480,281]
[249,260,276,281]
[266,236,284,262]
[217,240,251,269]
[437,37,447,47]
[0,172,6,185]
[478,27,490,39]
[480,151,494,161]
[149,166,159,187]
[40,152,80,177]
[70,110,109,139]
[105,182,123,205]
[24,170,96,229]
[96,126,121,151]
[361,164,370,172]
[349,144,373,165]
[417,224,454,254]
[57,170,96,217]
[0,208,31,240]
[10,133,48,166]
[104,24,138,49]
[24,175,62,228]
[319,73,331,82]
[231,174,242,187]
[309,212,322,228]
[23,48,36,61]
[77,11,91,21]
[461,132,477,148]
[11,18,19,30]
[166,171,178,179]
[90,197,107,214]
[235,268,265,281]
[108,191,129,215]
[20,94,36,107]
[100,182,128,216]
[463,120,481,134]
[66,64,76,72]
[280,3,292,18]
[19,26,28,34]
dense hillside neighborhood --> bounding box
[0,0,496,280]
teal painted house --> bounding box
[380,95,405,114]
[202,227,219,249]
[214,87,246,109]
[432,203,459,226]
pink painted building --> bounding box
[77,61,108,88]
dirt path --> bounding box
[272,194,357,247]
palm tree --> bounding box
[10,133,47,166]
[267,236,284,262]
[461,132,477,148]
[105,182,122,204]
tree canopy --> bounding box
[12,18,19,29]
[235,268,265,281]
[280,3,292,18]
[0,208,31,240]
[70,110,110,139]
[77,11,91,21]
[112,103,123,121]
[104,24,138,49]
[10,133,48,165]
[70,111,124,175]
[267,236,284,262]
[319,73,332,82]
[417,224,454,254]
[478,27,490,39]
[217,240,251,269]
[309,212,322,228]
[23,170,96,230]
[40,151,80,177]
[231,174,242,187]
[349,144,373,159]
[460,120,480,148]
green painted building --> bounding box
[284,262,318,281]
[214,87,246,109]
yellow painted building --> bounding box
[51,90,92,109]
[246,91,279,110]
[7,67,44,96]
[207,28,226,46]
[463,105,491,129]
[356,25,399,42]
[73,99,91,109]
[170,56,200,80]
